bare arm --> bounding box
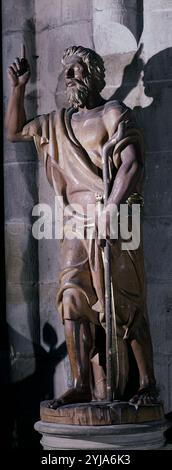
[98,144,142,240]
[107,144,141,208]
[103,105,142,208]
[5,45,32,142]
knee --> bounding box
[63,287,79,306]
[62,288,84,318]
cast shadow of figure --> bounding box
[6,323,67,449]
[40,323,67,400]
[112,47,172,219]
[111,47,172,426]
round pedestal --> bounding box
[40,400,164,426]
[34,419,167,450]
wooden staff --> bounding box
[102,115,127,401]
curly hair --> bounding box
[62,45,106,92]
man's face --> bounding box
[63,55,92,108]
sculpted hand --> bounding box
[7,44,30,87]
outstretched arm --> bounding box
[5,44,32,142]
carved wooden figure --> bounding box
[6,46,161,424]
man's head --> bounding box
[62,46,106,108]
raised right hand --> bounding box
[8,45,30,87]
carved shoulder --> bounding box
[103,100,127,138]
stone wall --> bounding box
[2,0,172,446]
[2,0,40,448]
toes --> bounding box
[47,400,59,409]
[130,393,159,406]
[47,401,53,408]
[150,395,157,403]
[129,395,136,404]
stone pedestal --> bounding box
[34,419,167,450]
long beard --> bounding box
[66,77,91,108]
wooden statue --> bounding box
[6,45,160,419]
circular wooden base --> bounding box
[40,400,164,426]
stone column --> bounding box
[92,0,143,107]
[93,0,143,50]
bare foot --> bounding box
[129,385,159,406]
[47,387,92,409]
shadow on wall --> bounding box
[111,47,172,218]
[112,47,172,415]
[110,47,172,289]
[123,0,144,45]
[3,323,67,449]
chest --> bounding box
[71,111,108,154]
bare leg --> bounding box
[130,327,158,405]
[48,319,92,409]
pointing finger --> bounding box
[21,43,26,59]
[15,57,21,70]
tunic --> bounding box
[22,102,151,395]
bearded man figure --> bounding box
[5,45,158,408]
